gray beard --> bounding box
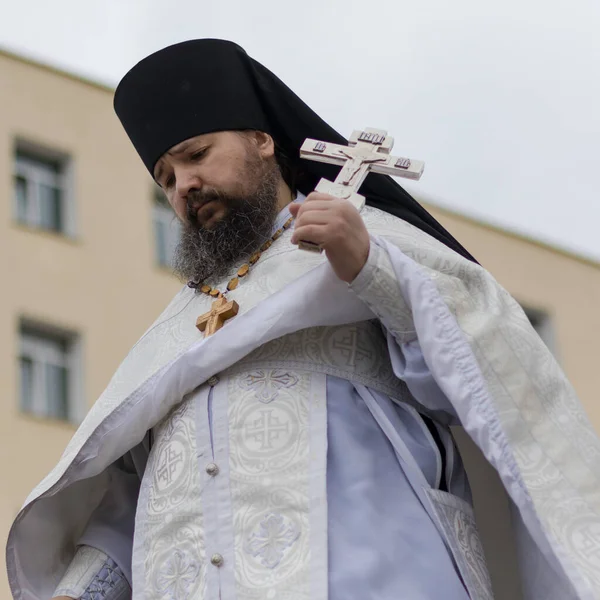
[171,163,281,285]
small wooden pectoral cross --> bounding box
[196,296,239,337]
[298,127,425,252]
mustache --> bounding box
[186,189,227,226]
[171,157,280,284]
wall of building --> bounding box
[0,51,182,598]
[0,50,598,599]
[428,204,600,599]
[430,205,600,422]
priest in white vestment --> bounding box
[6,39,600,600]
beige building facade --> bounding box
[0,49,598,599]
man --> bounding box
[6,39,600,600]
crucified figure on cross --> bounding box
[298,127,425,252]
[335,148,388,188]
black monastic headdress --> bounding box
[114,39,475,262]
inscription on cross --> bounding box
[298,127,425,252]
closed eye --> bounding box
[190,149,207,161]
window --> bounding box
[523,306,557,355]
[153,188,181,267]
[18,322,82,423]
[13,142,74,235]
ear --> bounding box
[253,131,275,159]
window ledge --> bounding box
[12,222,81,245]
[16,410,79,430]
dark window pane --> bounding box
[154,190,170,209]
[19,356,34,413]
[45,363,69,420]
[154,219,168,266]
[39,184,63,231]
[14,175,28,223]
[167,221,181,260]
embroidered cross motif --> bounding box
[155,549,201,597]
[239,370,300,403]
[331,327,373,367]
[156,445,184,486]
[245,409,291,450]
[244,513,300,569]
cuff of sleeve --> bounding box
[53,546,108,599]
[348,238,382,296]
[347,236,416,342]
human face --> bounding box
[159,131,282,284]
[154,130,275,229]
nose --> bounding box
[175,165,203,201]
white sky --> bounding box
[2,0,599,260]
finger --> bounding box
[297,201,340,216]
[305,192,336,203]
[291,224,328,245]
[295,210,335,228]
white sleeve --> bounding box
[53,545,105,598]
[349,238,458,419]
[52,440,147,599]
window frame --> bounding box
[18,320,84,424]
[152,188,181,268]
[12,140,76,237]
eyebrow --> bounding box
[169,139,194,156]
[154,139,198,182]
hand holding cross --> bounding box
[297,127,424,252]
